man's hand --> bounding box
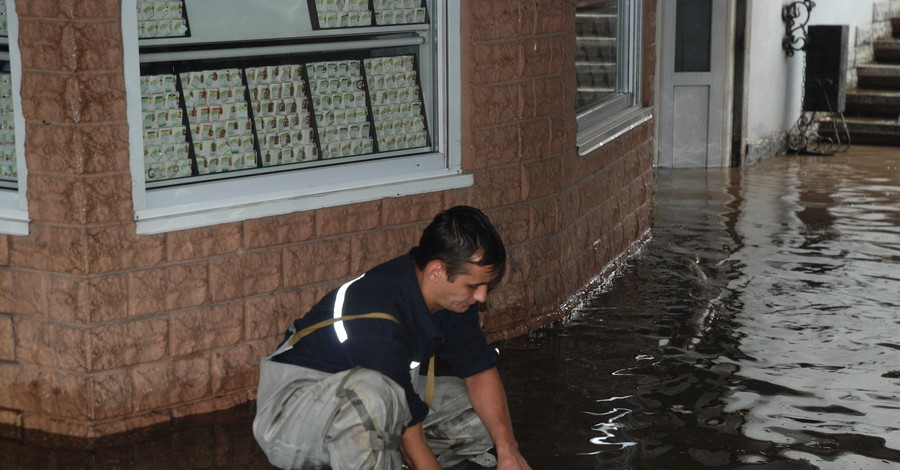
[400,423,441,470]
[498,449,532,470]
[465,368,532,470]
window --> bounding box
[575,0,651,155]
[124,0,466,234]
[674,0,712,73]
[0,0,27,235]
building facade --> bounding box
[654,0,898,169]
[0,0,655,438]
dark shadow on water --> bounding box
[0,403,273,469]
[2,147,899,469]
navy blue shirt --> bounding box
[272,249,498,425]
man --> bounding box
[254,206,531,469]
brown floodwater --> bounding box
[500,145,900,469]
[1,146,898,469]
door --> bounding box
[658,0,733,168]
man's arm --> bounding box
[465,367,532,470]
[400,423,442,470]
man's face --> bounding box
[431,262,495,313]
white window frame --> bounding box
[0,0,27,236]
[123,0,466,234]
[576,0,652,156]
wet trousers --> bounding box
[253,359,494,469]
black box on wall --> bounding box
[803,25,848,113]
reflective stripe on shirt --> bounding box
[333,273,365,343]
[333,274,420,370]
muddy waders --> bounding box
[253,313,497,469]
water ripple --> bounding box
[499,147,900,468]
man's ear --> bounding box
[424,260,446,282]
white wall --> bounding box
[742,0,802,162]
[741,0,887,163]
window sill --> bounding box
[576,106,653,156]
[135,167,472,234]
[0,191,28,235]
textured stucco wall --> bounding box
[0,0,655,438]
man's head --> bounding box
[414,206,506,312]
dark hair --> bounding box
[414,206,506,285]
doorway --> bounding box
[657,0,736,168]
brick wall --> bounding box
[0,0,655,437]
[463,0,656,338]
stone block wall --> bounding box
[0,0,655,437]
[848,0,894,87]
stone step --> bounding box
[856,64,900,90]
[857,63,900,89]
[874,38,900,63]
[821,116,900,146]
[577,37,617,61]
[576,61,616,88]
[845,88,900,116]
[576,88,615,109]
[575,12,616,37]
[576,0,618,16]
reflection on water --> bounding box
[0,147,897,469]
[501,146,900,469]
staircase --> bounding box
[843,17,900,145]
[575,0,618,110]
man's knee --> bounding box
[339,368,407,406]
[325,368,410,469]
[333,367,411,433]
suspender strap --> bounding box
[424,356,436,409]
[280,311,437,409]
[284,312,398,348]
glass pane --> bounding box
[0,0,15,188]
[575,0,619,111]
[675,0,711,72]
[0,0,8,36]
[0,63,15,188]
[134,0,440,188]
[139,47,432,186]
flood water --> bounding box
[501,145,900,469]
[1,146,898,469]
